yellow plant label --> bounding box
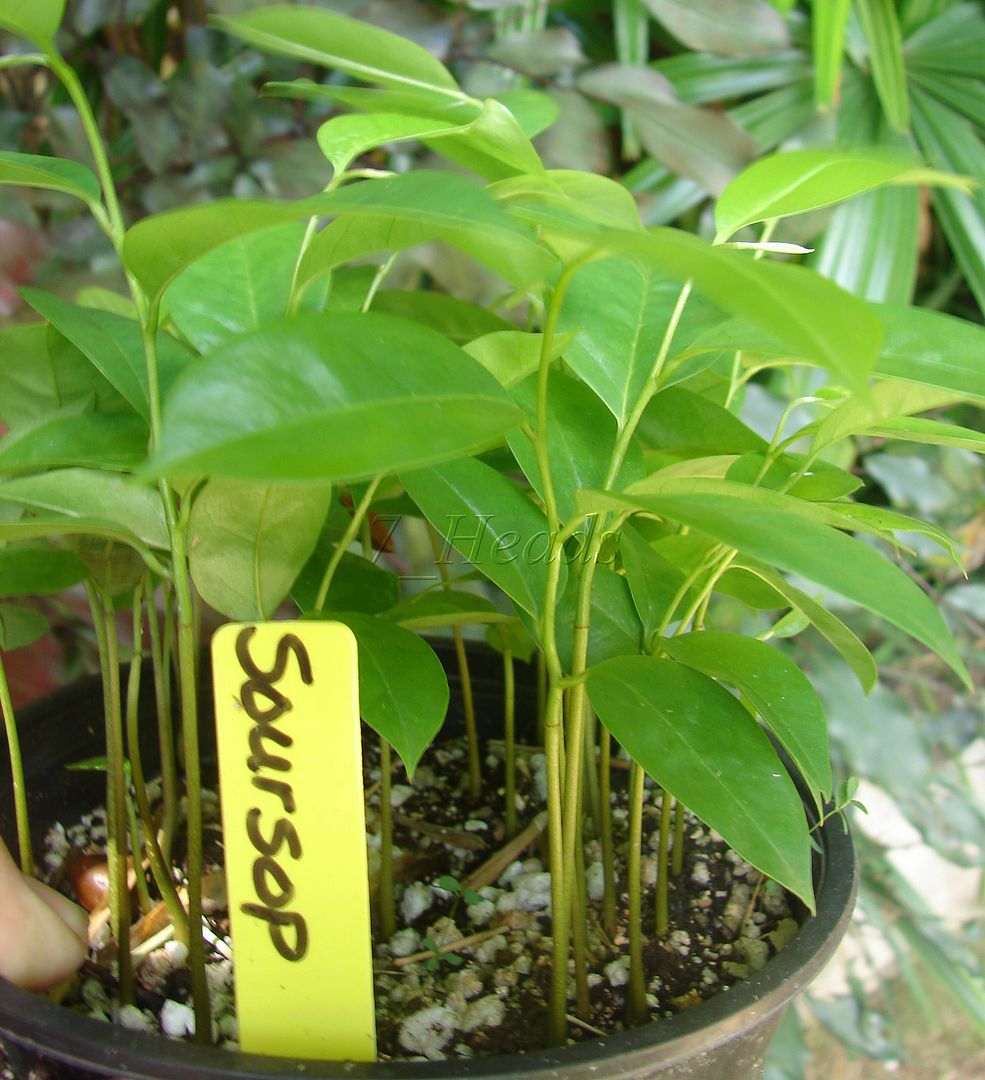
[211,621,376,1061]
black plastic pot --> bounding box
[0,643,856,1080]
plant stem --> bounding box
[571,812,591,1018]
[543,682,569,1045]
[88,583,135,1008]
[598,726,616,936]
[377,736,397,940]
[122,585,153,917]
[672,798,686,877]
[502,646,517,839]
[147,579,177,860]
[125,584,190,945]
[535,650,546,741]
[655,787,672,938]
[582,705,601,837]
[427,524,481,798]
[0,656,31,874]
[314,476,383,613]
[626,762,647,1024]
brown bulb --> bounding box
[66,854,110,913]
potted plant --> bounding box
[0,2,981,1076]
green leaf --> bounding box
[370,291,511,345]
[589,481,969,685]
[736,563,878,692]
[904,3,985,77]
[0,469,168,550]
[385,590,511,631]
[0,518,163,572]
[166,223,323,354]
[812,0,851,107]
[493,89,560,139]
[638,0,790,58]
[295,173,554,293]
[587,655,814,906]
[714,149,970,242]
[507,371,644,522]
[611,230,883,390]
[661,631,832,800]
[868,415,985,453]
[401,455,564,624]
[653,49,810,107]
[0,0,64,46]
[316,112,468,176]
[463,331,560,389]
[146,313,523,483]
[0,151,99,206]
[637,387,767,456]
[813,501,961,564]
[212,6,463,98]
[0,412,147,473]
[0,603,48,651]
[559,257,714,425]
[21,289,194,422]
[619,522,694,639]
[0,545,87,596]
[294,548,398,617]
[871,304,985,403]
[811,379,960,455]
[726,453,862,501]
[424,98,545,180]
[555,565,643,669]
[855,0,910,130]
[188,480,332,622]
[327,612,448,777]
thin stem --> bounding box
[599,726,616,936]
[582,704,601,837]
[672,798,686,877]
[286,216,321,315]
[314,476,384,613]
[571,812,591,1018]
[361,253,398,313]
[147,579,177,860]
[503,646,517,840]
[123,582,153,917]
[0,656,31,874]
[543,683,569,1045]
[377,737,396,940]
[428,525,481,798]
[655,787,672,938]
[626,762,647,1025]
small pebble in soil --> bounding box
[160,999,196,1039]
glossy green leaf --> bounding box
[328,612,448,777]
[462,332,545,389]
[370,291,511,345]
[637,387,767,455]
[555,565,643,669]
[0,518,163,573]
[856,0,910,130]
[213,6,463,98]
[0,603,48,651]
[811,379,960,455]
[588,481,969,684]
[0,152,99,205]
[909,88,985,313]
[295,173,554,293]
[725,453,862,501]
[587,655,813,906]
[619,522,695,639]
[715,149,970,241]
[22,289,194,421]
[736,563,878,692]
[166,223,325,354]
[386,590,510,631]
[0,0,64,45]
[654,48,808,106]
[0,545,87,596]
[401,455,564,624]
[907,69,985,130]
[611,230,883,389]
[815,501,961,563]
[662,631,832,799]
[559,257,714,424]
[188,480,332,621]
[146,313,522,482]
[492,170,643,235]
[493,90,559,139]
[317,112,467,176]
[638,0,789,58]
[0,469,168,550]
[261,81,471,120]
[871,304,985,403]
[293,549,398,617]
[507,371,645,522]
[0,412,147,472]
[0,323,125,428]
[811,0,851,106]
[868,416,985,453]
[425,98,544,180]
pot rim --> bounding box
[0,663,857,1079]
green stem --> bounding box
[599,726,616,936]
[378,736,397,940]
[655,787,672,938]
[571,811,591,1019]
[502,646,517,840]
[626,762,647,1025]
[314,476,384,613]
[427,525,481,798]
[147,578,178,860]
[543,682,569,1046]
[0,656,31,874]
[122,583,153,917]
[125,583,190,945]
[582,705,601,837]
